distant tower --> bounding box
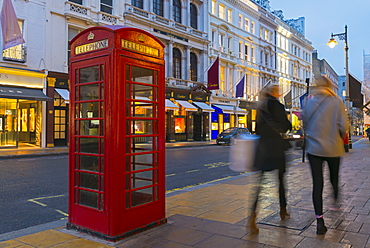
[363,52,370,125]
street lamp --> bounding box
[327,25,352,148]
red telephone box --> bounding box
[68,25,166,241]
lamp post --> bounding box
[327,25,352,149]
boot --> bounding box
[279,206,290,220]
[247,212,259,234]
[316,217,327,235]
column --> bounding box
[148,0,153,13]
[46,77,56,147]
[169,0,173,20]
[187,0,191,27]
[186,46,191,81]
[167,41,173,78]
[201,50,208,82]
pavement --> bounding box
[0,137,370,247]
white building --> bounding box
[1,0,315,147]
[208,0,314,137]
[0,0,49,148]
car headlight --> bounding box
[292,134,301,138]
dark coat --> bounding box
[254,94,292,171]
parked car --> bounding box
[286,129,304,148]
[216,127,251,145]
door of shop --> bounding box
[193,113,202,141]
[18,101,37,146]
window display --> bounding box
[174,117,185,133]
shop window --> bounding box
[173,0,181,23]
[190,4,198,29]
[238,115,246,127]
[132,0,143,9]
[218,114,224,132]
[101,0,113,14]
[174,117,185,133]
[0,99,18,147]
[29,108,35,132]
[21,109,27,132]
[153,0,164,16]
[211,112,218,123]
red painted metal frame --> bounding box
[68,26,166,240]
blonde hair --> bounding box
[261,84,279,98]
[314,76,335,89]
[311,75,337,96]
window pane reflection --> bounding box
[80,66,99,84]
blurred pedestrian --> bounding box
[366,128,370,141]
[302,76,349,235]
[248,84,292,233]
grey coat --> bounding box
[302,94,349,157]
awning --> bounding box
[55,89,70,104]
[134,96,151,101]
[176,100,198,111]
[192,101,214,112]
[165,99,179,110]
[0,86,51,101]
[212,104,248,115]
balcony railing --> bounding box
[99,12,118,24]
[125,4,207,39]
[67,1,89,15]
[166,78,200,89]
[3,45,27,63]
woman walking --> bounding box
[303,76,349,235]
[248,84,292,233]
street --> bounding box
[0,139,359,235]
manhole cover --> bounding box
[258,209,315,230]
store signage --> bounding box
[193,95,206,101]
[174,93,189,100]
[75,39,109,55]
[121,39,159,57]
[0,68,45,88]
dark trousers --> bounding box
[252,168,287,213]
[307,153,340,216]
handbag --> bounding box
[229,134,260,172]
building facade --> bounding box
[208,0,314,136]
[2,0,316,148]
[0,0,50,149]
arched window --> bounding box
[132,0,143,9]
[173,48,182,79]
[190,53,198,82]
[173,0,181,23]
[153,0,163,16]
[190,4,198,29]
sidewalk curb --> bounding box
[0,152,69,159]
[0,220,67,242]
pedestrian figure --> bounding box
[248,84,292,233]
[302,76,349,235]
[366,128,370,141]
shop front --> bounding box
[165,85,212,142]
[239,100,257,133]
[210,102,248,140]
[46,71,70,147]
[0,67,49,148]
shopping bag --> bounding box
[229,134,260,172]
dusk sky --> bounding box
[270,0,370,81]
